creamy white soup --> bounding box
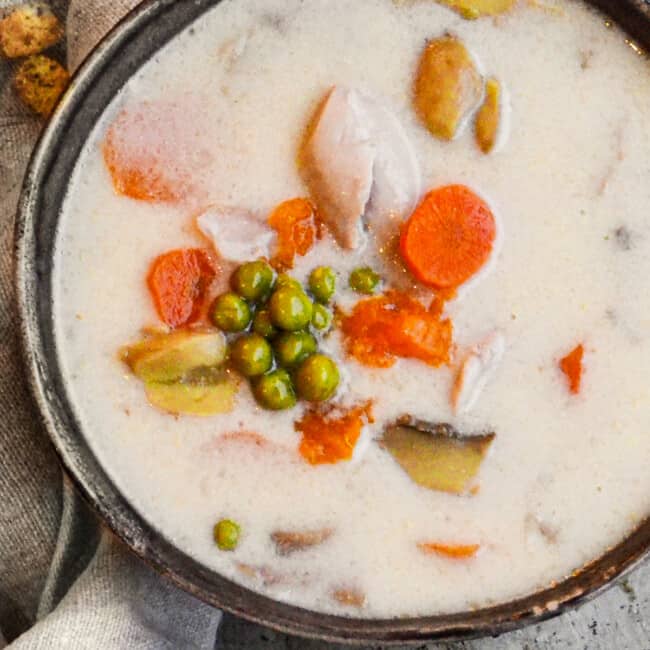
[53,0,650,618]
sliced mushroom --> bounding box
[271,528,333,556]
[196,205,276,263]
[301,86,420,249]
[452,331,505,414]
[381,417,495,495]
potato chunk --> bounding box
[13,54,69,117]
[145,376,237,416]
[475,78,501,154]
[436,0,517,20]
[0,4,63,58]
[121,330,227,383]
[381,418,494,495]
[413,36,482,141]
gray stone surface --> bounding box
[217,560,650,649]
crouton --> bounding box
[0,4,63,59]
[14,54,69,117]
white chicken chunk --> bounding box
[452,331,506,414]
[302,86,421,250]
[196,205,275,263]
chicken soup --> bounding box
[53,0,650,617]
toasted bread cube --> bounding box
[14,54,69,117]
[0,4,63,59]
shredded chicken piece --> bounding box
[452,331,505,414]
[196,205,275,263]
[302,86,420,249]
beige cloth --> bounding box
[0,1,221,647]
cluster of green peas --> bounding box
[209,260,343,411]
[209,263,382,550]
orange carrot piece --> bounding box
[400,185,496,289]
[418,542,480,559]
[147,249,216,328]
[268,198,319,269]
[103,105,193,203]
[559,344,584,395]
[341,291,452,368]
[296,403,374,465]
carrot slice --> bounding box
[103,103,198,203]
[147,249,216,328]
[418,542,480,559]
[341,291,453,368]
[559,344,584,395]
[296,402,374,465]
[400,185,496,289]
[268,198,319,269]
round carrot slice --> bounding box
[400,185,496,289]
[147,249,217,328]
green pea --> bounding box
[275,273,302,291]
[253,369,297,410]
[311,304,332,331]
[269,287,313,331]
[231,334,273,377]
[274,331,317,368]
[309,266,336,304]
[214,519,241,551]
[349,267,381,295]
[210,293,252,332]
[252,309,278,339]
[294,354,340,402]
[231,260,275,302]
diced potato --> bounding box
[13,54,69,117]
[145,374,237,416]
[271,528,333,556]
[0,4,63,58]
[436,0,517,19]
[381,418,495,495]
[413,36,482,141]
[121,330,227,383]
[475,78,501,154]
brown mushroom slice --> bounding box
[413,36,483,141]
[121,330,227,383]
[271,528,333,556]
[0,4,64,59]
[475,78,501,154]
[436,0,517,20]
[332,587,366,609]
[145,374,237,416]
[381,418,495,495]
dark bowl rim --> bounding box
[13,0,650,645]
